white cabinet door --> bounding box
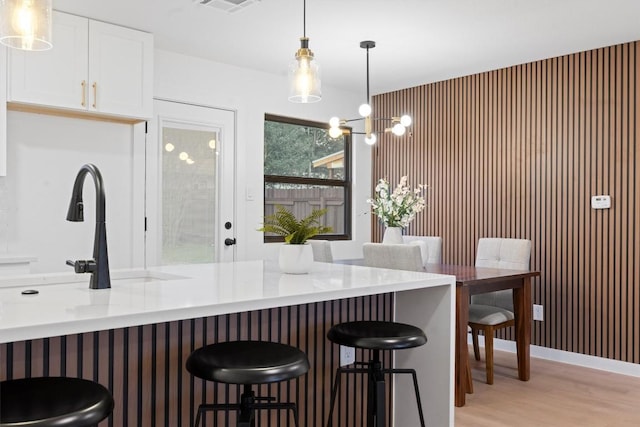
[89,20,153,119]
[8,12,88,110]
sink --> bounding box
[0,269,187,289]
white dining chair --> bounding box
[362,243,424,271]
[308,240,333,263]
[469,237,531,384]
[401,235,443,264]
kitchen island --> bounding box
[0,260,455,426]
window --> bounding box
[264,114,351,242]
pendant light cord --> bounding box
[366,45,370,101]
[303,0,306,37]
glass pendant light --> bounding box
[0,0,52,51]
[288,0,321,103]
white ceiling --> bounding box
[53,0,640,96]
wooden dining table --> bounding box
[422,264,541,407]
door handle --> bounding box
[224,238,237,246]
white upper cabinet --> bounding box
[7,11,153,121]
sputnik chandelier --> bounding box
[329,41,411,145]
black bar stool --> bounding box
[0,376,114,427]
[326,320,427,427]
[186,340,310,427]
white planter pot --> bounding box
[382,226,404,244]
[279,243,314,274]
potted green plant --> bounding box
[259,205,332,274]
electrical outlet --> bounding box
[340,345,355,366]
[533,304,544,321]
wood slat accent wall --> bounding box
[0,295,393,426]
[372,41,639,363]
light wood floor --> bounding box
[455,349,640,426]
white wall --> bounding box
[154,49,372,261]
[3,112,145,273]
[0,48,372,273]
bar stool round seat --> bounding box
[186,340,310,427]
[327,320,427,350]
[186,340,309,384]
[326,320,427,427]
[0,377,114,427]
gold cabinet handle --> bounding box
[81,80,86,107]
[92,82,97,109]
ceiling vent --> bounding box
[194,0,261,13]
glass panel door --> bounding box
[146,100,235,266]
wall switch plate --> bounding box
[340,345,355,366]
[246,187,255,201]
[533,304,544,321]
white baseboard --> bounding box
[468,334,640,378]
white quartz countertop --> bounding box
[0,260,455,344]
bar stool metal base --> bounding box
[194,384,300,427]
[325,350,425,427]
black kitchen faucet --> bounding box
[65,163,111,290]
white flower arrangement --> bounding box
[367,176,426,228]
